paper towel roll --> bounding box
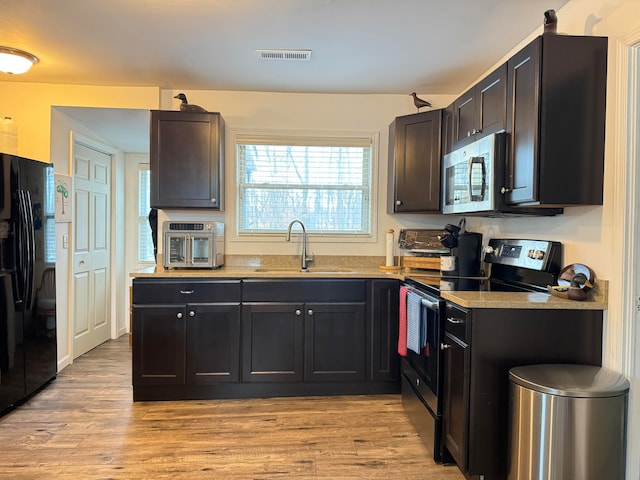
[386,229,394,267]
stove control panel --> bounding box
[484,239,562,272]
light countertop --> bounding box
[130,256,607,311]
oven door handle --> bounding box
[420,298,440,311]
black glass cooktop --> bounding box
[405,275,548,296]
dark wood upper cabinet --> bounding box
[150,110,224,210]
[388,109,442,213]
[505,34,607,207]
[442,103,454,156]
[452,64,507,149]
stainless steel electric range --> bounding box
[399,238,563,464]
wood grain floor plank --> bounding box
[0,336,465,479]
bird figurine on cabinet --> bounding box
[410,92,431,112]
[543,9,558,34]
[174,93,207,112]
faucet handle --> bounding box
[306,252,315,265]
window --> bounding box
[236,133,374,236]
[137,165,155,263]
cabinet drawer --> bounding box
[133,278,241,304]
[242,279,365,302]
[444,303,470,342]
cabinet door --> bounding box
[452,89,476,147]
[150,110,224,209]
[186,303,241,384]
[132,304,186,386]
[476,63,507,137]
[389,110,442,213]
[241,303,304,382]
[304,302,366,382]
[442,332,470,472]
[441,103,454,155]
[505,39,540,205]
[370,279,400,382]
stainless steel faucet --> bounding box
[286,220,314,271]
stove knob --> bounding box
[484,246,497,255]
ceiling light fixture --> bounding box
[256,49,312,61]
[0,47,39,74]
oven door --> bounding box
[402,289,442,413]
[164,233,190,268]
[190,234,214,267]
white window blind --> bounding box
[236,134,373,235]
[137,166,155,263]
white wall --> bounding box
[50,107,128,370]
[155,90,459,258]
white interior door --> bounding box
[72,143,111,358]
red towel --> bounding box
[398,286,408,356]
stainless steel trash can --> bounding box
[508,364,629,480]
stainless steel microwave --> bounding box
[162,221,224,269]
[442,133,505,215]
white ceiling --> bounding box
[2,0,568,151]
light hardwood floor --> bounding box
[0,336,465,479]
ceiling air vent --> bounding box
[256,49,312,61]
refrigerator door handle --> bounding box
[23,190,36,310]
[15,190,27,305]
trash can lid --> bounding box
[509,364,630,397]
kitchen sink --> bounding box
[253,266,354,273]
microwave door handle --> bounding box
[468,156,487,201]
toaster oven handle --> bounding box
[180,290,194,295]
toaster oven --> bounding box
[162,221,224,269]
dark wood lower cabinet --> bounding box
[132,304,186,387]
[370,279,400,382]
[442,304,603,480]
[304,302,366,382]
[241,302,304,382]
[186,303,241,384]
[133,278,401,401]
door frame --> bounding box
[608,22,640,478]
[68,132,122,358]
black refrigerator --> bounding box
[1,153,57,415]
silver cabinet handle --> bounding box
[447,317,465,324]
[441,343,451,350]
[180,290,194,295]
[189,311,195,317]
[307,309,314,316]
[396,200,402,206]
[177,312,183,319]
[295,309,302,316]
[211,198,217,204]
[500,187,511,194]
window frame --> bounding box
[136,163,155,265]
[230,128,379,244]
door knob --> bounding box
[295,309,302,316]
[307,309,314,316]
[177,312,183,319]
[440,343,451,350]
[189,311,195,317]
